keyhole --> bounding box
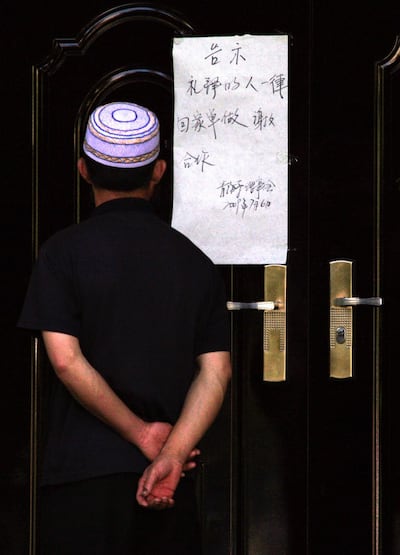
[336,326,346,344]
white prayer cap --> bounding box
[83,102,160,168]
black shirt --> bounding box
[18,198,230,485]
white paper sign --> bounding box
[171,34,288,264]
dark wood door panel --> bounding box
[5,2,400,554]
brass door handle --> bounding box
[330,260,383,379]
[228,265,287,382]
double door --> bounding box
[3,2,400,554]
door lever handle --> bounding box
[227,265,287,382]
[330,260,383,379]
[334,296,383,307]
[226,301,276,311]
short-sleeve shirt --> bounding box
[18,198,230,486]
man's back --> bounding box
[18,196,229,485]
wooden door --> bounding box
[4,2,400,554]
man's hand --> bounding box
[136,455,184,509]
[138,421,173,461]
[138,421,200,470]
[136,350,231,510]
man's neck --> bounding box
[93,186,151,207]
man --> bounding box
[18,101,231,555]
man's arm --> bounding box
[136,350,231,508]
[42,331,198,465]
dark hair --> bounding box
[82,152,156,192]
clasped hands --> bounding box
[136,421,199,510]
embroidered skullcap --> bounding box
[83,102,160,168]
